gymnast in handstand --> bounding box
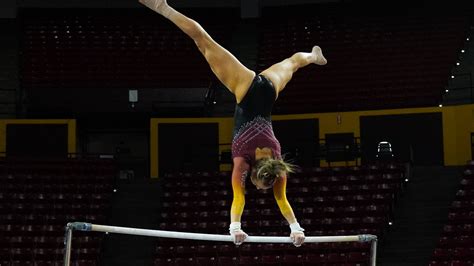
[139,0,327,247]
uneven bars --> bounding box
[64,222,377,266]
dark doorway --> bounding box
[84,130,149,179]
[360,113,444,165]
[6,124,68,158]
[158,123,219,175]
[272,119,319,167]
[324,132,357,163]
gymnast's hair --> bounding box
[253,156,297,187]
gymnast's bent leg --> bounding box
[260,46,327,96]
[139,0,255,101]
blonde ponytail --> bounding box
[253,157,297,187]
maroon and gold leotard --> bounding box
[230,74,295,222]
[232,74,281,163]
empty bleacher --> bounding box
[153,163,406,265]
[429,161,474,266]
[0,158,116,266]
[258,9,469,113]
[20,8,238,90]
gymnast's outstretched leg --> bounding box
[260,46,327,97]
[139,0,255,102]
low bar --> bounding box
[64,222,378,266]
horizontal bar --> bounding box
[67,222,377,243]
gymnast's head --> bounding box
[250,158,295,190]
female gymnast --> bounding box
[139,0,327,247]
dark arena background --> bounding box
[1,0,474,265]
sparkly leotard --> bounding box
[230,74,294,222]
[231,74,282,165]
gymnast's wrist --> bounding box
[289,222,304,233]
[229,222,242,233]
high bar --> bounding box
[66,222,377,243]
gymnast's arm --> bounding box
[273,174,305,246]
[230,175,245,222]
[229,159,248,245]
[273,175,296,223]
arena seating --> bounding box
[20,8,469,114]
[429,161,474,266]
[154,163,406,265]
[0,158,116,266]
[20,9,238,90]
[258,10,469,113]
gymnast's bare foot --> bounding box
[311,46,327,65]
[139,0,171,17]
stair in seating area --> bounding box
[378,166,464,266]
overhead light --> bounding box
[456,62,460,66]
[439,104,443,107]
[461,50,465,53]
[451,75,455,79]
[445,89,449,93]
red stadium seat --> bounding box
[261,255,282,265]
[175,245,196,257]
[174,257,196,266]
[282,254,303,266]
[453,247,474,260]
[238,256,260,265]
[218,244,239,257]
[33,261,63,266]
[304,253,327,265]
[71,259,98,266]
[10,248,34,261]
[347,252,369,263]
[217,256,237,265]
[433,248,453,261]
[196,256,217,265]
[451,261,474,266]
